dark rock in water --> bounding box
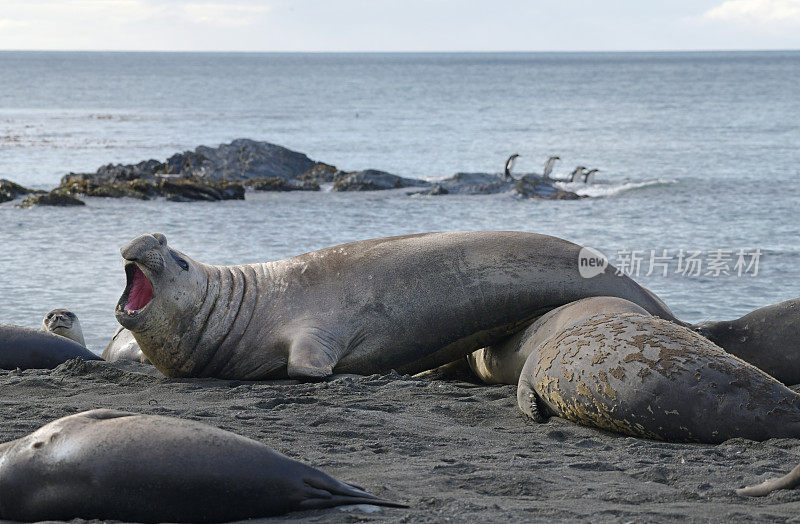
[437,172,512,195]
[59,179,149,199]
[430,172,581,199]
[63,139,317,184]
[62,159,165,186]
[299,162,341,184]
[161,179,245,202]
[56,173,244,202]
[44,139,585,204]
[213,180,246,200]
[244,177,320,192]
[168,139,316,181]
[410,184,449,196]
[513,175,583,200]
[126,179,160,198]
[333,169,428,191]
[0,179,42,203]
[19,191,86,208]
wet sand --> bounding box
[2,359,800,522]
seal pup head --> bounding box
[41,308,86,346]
[115,233,206,339]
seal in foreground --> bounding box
[0,409,404,522]
[517,311,800,443]
[0,323,100,369]
[115,231,678,379]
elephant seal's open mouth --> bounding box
[117,263,153,316]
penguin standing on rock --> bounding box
[542,155,560,179]
[504,154,520,180]
[568,166,586,182]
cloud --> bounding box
[702,0,800,27]
[0,1,271,30]
[0,18,30,29]
[178,2,271,27]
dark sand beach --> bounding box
[3,359,800,522]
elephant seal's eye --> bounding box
[170,251,189,271]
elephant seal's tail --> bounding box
[299,476,409,510]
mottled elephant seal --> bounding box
[694,297,800,385]
[517,310,800,443]
[115,231,679,379]
[468,296,649,385]
[0,409,404,521]
[0,323,101,369]
[102,325,150,364]
[41,308,86,346]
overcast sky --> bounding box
[1,0,799,52]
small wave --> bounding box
[555,178,677,198]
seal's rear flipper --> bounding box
[286,333,343,380]
[299,476,408,510]
[737,463,800,496]
[517,377,549,423]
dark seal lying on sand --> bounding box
[0,324,100,370]
[0,408,404,522]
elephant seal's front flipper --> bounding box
[287,331,346,379]
[737,464,800,497]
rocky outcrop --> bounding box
[0,179,43,203]
[298,163,340,183]
[62,140,317,185]
[161,179,245,202]
[333,170,429,191]
[58,177,244,202]
[9,139,585,205]
[412,184,449,196]
[407,172,581,199]
[513,176,584,200]
[182,139,316,181]
[19,192,86,208]
[56,140,339,200]
[243,178,320,192]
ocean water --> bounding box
[0,51,798,353]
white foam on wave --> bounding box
[555,178,677,198]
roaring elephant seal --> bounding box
[517,311,800,443]
[0,409,403,522]
[0,323,101,369]
[114,231,679,380]
[468,296,649,385]
[102,325,150,364]
[693,297,800,385]
[41,308,86,346]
